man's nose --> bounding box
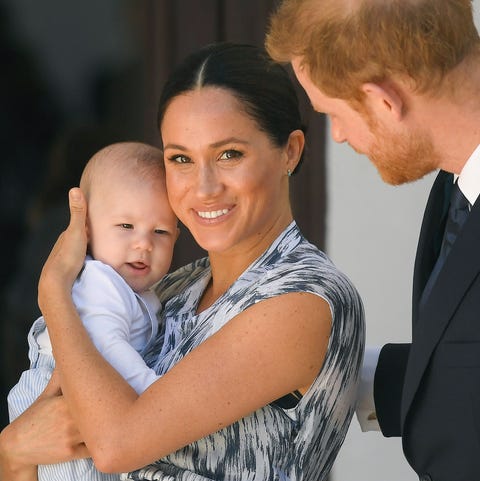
[330,118,347,144]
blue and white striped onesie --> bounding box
[8,258,161,481]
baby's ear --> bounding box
[85,221,91,242]
[84,220,93,256]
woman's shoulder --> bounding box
[259,226,359,300]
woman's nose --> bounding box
[196,165,223,198]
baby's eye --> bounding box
[120,223,134,230]
[154,229,168,235]
[219,150,242,161]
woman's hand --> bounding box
[0,371,89,480]
[38,188,88,314]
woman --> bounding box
[0,43,364,481]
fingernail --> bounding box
[70,188,81,201]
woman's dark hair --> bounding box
[157,42,306,173]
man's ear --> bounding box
[361,82,404,121]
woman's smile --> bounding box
[162,87,294,257]
[196,208,231,220]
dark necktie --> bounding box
[420,181,470,307]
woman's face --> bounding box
[161,86,296,257]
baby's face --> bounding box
[87,172,178,293]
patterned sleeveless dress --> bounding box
[122,222,365,481]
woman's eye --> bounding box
[168,154,190,164]
[120,223,133,229]
[219,150,242,161]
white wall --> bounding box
[328,147,433,481]
[330,3,480,480]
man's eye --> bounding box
[219,150,242,160]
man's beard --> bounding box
[367,122,440,186]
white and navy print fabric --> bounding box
[123,222,365,481]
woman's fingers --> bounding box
[38,188,88,308]
[59,187,88,271]
[0,394,89,468]
[67,187,88,239]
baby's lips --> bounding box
[129,261,148,270]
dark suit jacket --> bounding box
[374,170,480,481]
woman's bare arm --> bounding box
[39,188,332,474]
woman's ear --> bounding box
[285,129,305,174]
[361,82,404,122]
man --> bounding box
[266,1,480,480]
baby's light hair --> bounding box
[80,142,165,201]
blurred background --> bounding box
[2,0,476,480]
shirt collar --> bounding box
[457,144,480,206]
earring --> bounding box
[287,169,292,177]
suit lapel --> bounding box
[412,171,452,321]
[401,194,480,427]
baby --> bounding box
[7,142,178,481]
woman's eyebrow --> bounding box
[163,143,187,151]
[164,137,250,151]
[210,137,249,148]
